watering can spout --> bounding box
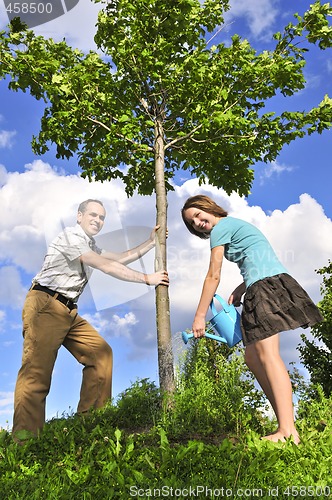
[181,331,193,344]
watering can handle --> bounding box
[182,331,227,344]
[210,294,231,317]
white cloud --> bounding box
[81,311,138,338]
[19,1,101,52]
[327,59,332,74]
[259,160,296,184]
[81,311,113,335]
[0,164,8,186]
[0,266,26,309]
[0,225,45,273]
[0,391,13,407]
[0,130,16,148]
[265,193,331,293]
[226,0,279,39]
[109,312,139,338]
[0,310,5,332]
[2,341,14,347]
[306,74,322,90]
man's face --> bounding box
[77,202,106,237]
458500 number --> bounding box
[5,3,53,14]
[283,486,331,497]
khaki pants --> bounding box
[13,290,113,436]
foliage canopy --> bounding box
[1,0,332,197]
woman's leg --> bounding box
[245,334,300,443]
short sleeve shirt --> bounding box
[210,216,287,288]
[33,224,103,301]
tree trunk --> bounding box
[154,118,175,394]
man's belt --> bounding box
[30,283,77,311]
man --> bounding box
[13,199,169,438]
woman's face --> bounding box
[183,207,218,234]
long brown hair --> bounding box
[181,195,228,239]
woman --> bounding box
[181,195,323,443]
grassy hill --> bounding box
[1,344,331,499]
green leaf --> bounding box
[118,114,131,123]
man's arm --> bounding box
[101,226,160,265]
[80,250,169,286]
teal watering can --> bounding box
[182,294,242,348]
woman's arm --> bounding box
[101,226,160,265]
[192,245,224,337]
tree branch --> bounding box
[86,115,154,151]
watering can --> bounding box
[182,294,242,348]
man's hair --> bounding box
[77,199,104,214]
[181,195,228,239]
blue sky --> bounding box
[0,0,331,430]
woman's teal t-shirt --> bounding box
[210,216,287,288]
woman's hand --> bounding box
[192,315,206,338]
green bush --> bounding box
[114,377,162,429]
[163,339,269,439]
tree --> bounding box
[1,0,332,392]
[298,261,332,397]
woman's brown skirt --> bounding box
[241,273,323,346]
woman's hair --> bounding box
[181,195,228,239]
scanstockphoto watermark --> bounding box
[3,0,80,29]
[129,485,332,498]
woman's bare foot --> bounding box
[262,430,300,444]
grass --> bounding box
[0,342,331,499]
